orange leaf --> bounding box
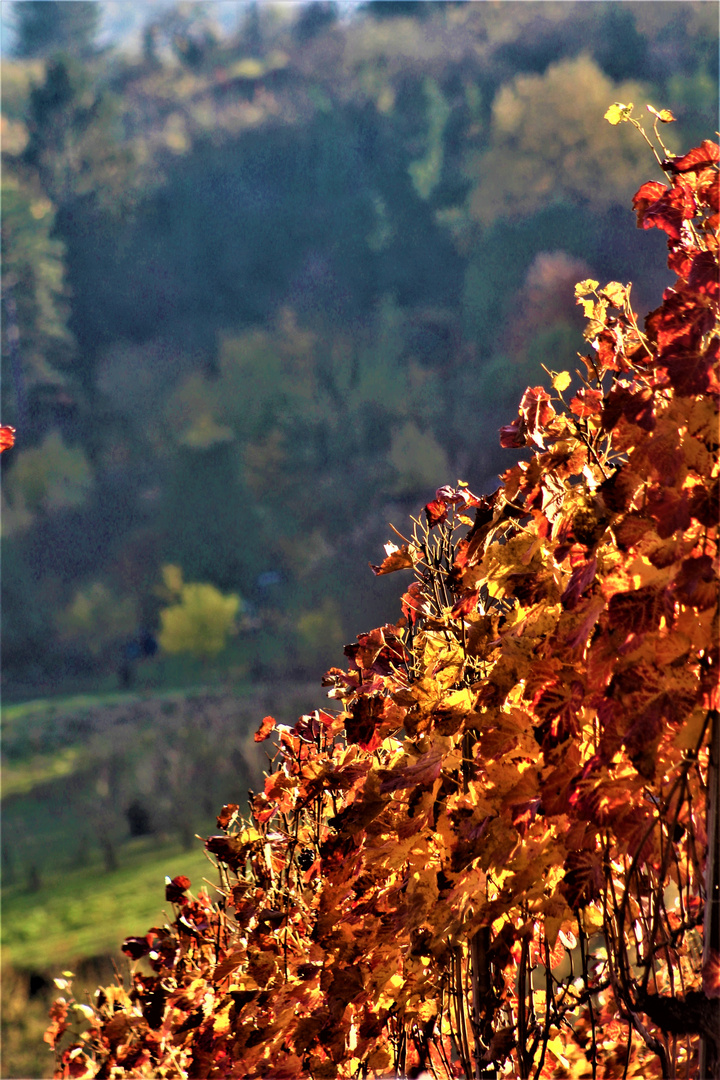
[254,715,276,742]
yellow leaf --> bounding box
[673,709,708,752]
[545,915,562,948]
[579,905,605,935]
[552,371,571,393]
[574,279,599,297]
[546,1036,570,1068]
[600,281,628,307]
[604,102,633,125]
[213,1003,233,1036]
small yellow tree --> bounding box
[158,565,240,660]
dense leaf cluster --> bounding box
[46,127,719,1079]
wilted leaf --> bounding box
[646,104,676,123]
[370,543,416,575]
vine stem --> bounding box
[699,709,720,1080]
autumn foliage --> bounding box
[47,112,719,1079]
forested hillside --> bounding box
[2,0,717,699]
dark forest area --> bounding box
[1,1,717,699]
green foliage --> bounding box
[158,565,241,660]
[408,77,450,200]
[4,430,93,517]
[389,420,449,496]
[11,0,101,60]
[55,581,137,657]
[466,55,664,224]
[295,598,345,670]
[0,172,73,402]
[1,0,717,704]
[2,839,214,971]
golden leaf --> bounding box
[604,102,633,125]
[552,371,572,393]
[647,104,676,123]
[600,281,628,307]
[673,709,708,752]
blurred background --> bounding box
[1,2,717,1074]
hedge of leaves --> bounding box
[45,114,719,1080]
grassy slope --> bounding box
[2,835,219,971]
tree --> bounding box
[466,56,671,225]
[11,1,101,60]
[47,117,719,1079]
[157,565,241,662]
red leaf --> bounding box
[646,289,715,357]
[165,875,191,904]
[561,848,603,909]
[254,715,276,742]
[205,834,247,870]
[661,345,716,396]
[425,497,448,526]
[666,140,720,174]
[645,487,690,539]
[401,581,425,624]
[608,585,671,637]
[451,589,480,618]
[533,678,584,748]
[672,554,717,611]
[45,1000,69,1049]
[689,475,720,528]
[561,556,597,610]
[345,695,397,751]
[632,181,667,224]
[687,250,719,298]
[499,417,526,448]
[570,387,603,418]
[121,934,152,960]
[601,384,655,433]
[632,180,694,240]
[0,426,15,453]
[379,746,443,793]
[500,387,555,450]
[520,385,555,436]
[667,246,695,281]
[435,484,482,508]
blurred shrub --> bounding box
[389,421,449,496]
[466,56,666,224]
[296,598,345,671]
[4,429,93,517]
[158,565,241,660]
[56,581,138,657]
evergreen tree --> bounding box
[12,1,101,60]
